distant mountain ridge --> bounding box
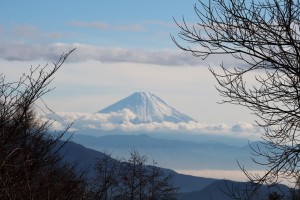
[98,92,195,123]
[58,140,217,193]
[71,133,262,170]
[59,140,291,200]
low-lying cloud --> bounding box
[41,110,262,139]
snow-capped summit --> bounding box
[97,92,195,123]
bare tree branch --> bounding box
[174,0,300,199]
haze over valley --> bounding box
[44,91,264,182]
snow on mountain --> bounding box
[97,92,196,123]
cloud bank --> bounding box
[0,42,236,67]
[41,110,262,139]
[0,42,198,66]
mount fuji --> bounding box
[97,92,195,123]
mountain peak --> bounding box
[98,92,195,123]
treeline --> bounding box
[0,50,177,200]
[90,150,177,200]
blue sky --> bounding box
[0,0,196,48]
[0,0,257,132]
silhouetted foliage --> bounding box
[92,150,178,200]
[268,192,283,200]
[89,152,120,200]
[174,0,300,198]
[0,49,88,199]
[290,175,300,200]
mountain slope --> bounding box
[58,140,218,193]
[98,92,195,123]
[71,134,260,170]
[178,180,291,200]
[58,140,291,200]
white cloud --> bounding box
[70,21,109,30]
[175,169,293,186]
[42,111,262,139]
[11,24,39,39]
[70,21,146,32]
[1,24,68,43]
[69,20,200,32]
[0,41,237,67]
[175,169,266,182]
[0,41,71,61]
[231,122,260,133]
